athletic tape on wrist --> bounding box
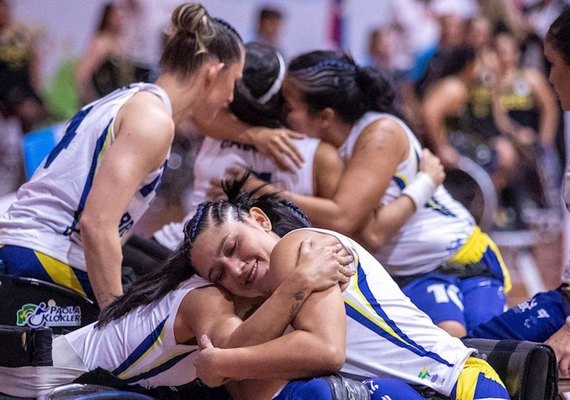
[402,172,437,210]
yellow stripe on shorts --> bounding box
[34,251,86,296]
[449,226,511,293]
[455,357,506,400]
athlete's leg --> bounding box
[468,287,569,341]
[460,277,506,332]
[363,377,424,400]
[450,357,509,400]
[403,273,467,336]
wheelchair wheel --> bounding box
[444,156,498,232]
[48,384,156,400]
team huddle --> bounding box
[1,2,570,400]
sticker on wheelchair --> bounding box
[0,274,99,334]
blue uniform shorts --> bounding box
[403,273,506,331]
[0,243,92,298]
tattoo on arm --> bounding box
[290,290,306,318]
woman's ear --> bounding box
[319,107,336,128]
[204,62,225,88]
[249,207,272,231]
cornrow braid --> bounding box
[213,17,242,42]
[296,59,357,75]
[279,198,312,227]
[188,202,206,241]
[185,171,311,249]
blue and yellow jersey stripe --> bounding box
[64,119,113,236]
[112,316,193,383]
[345,255,455,367]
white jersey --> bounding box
[64,275,211,389]
[0,83,171,269]
[154,136,320,250]
[339,112,475,276]
[291,228,474,396]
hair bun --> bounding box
[171,3,215,54]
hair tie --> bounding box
[257,50,286,104]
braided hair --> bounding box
[185,172,311,248]
[286,50,401,124]
[97,172,310,326]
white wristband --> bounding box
[402,172,437,210]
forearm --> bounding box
[214,330,342,381]
[281,191,363,235]
[222,274,311,348]
[82,224,123,308]
[194,108,253,144]
[358,197,416,251]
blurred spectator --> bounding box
[253,6,284,53]
[420,44,523,230]
[524,0,569,39]
[75,1,151,105]
[477,0,526,42]
[419,45,480,169]
[119,0,176,81]
[463,16,502,144]
[363,26,407,108]
[520,0,569,72]
[0,0,47,132]
[492,31,561,215]
[402,11,466,133]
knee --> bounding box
[437,320,467,337]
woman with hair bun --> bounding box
[275,50,510,338]
[0,2,244,309]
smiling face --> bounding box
[544,40,570,111]
[189,211,280,298]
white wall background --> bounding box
[11,0,391,88]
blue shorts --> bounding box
[0,243,92,298]
[403,273,506,331]
[468,286,570,341]
[275,377,423,400]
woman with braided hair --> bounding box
[0,175,355,397]
[0,2,243,309]
[261,50,511,339]
[181,175,509,399]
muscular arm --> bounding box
[80,93,173,308]
[195,231,347,384]
[279,119,408,235]
[205,238,352,349]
